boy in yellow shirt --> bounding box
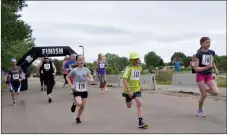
[122,52,148,128]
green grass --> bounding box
[217,76,226,87]
[156,81,171,85]
[1,82,7,90]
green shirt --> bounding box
[122,65,142,93]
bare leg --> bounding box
[206,80,219,96]
[77,98,87,118]
[197,81,207,110]
[126,101,132,108]
[135,97,143,118]
[11,91,16,102]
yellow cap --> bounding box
[129,52,140,60]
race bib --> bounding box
[99,63,105,68]
[192,62,195,67]
[13,74,19,80]
[44,64,50,70]
[202,55,213,65]
[130,70,140,80]
[75,81,87,92]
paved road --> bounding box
[1,79,226,133]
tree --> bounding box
[214,55,227,72]
[116,57,130,71]
[104,53,120,69]
[182,56,192,67]
[144,51,163,68]
[27,64,36,77]
[170,52,187,62]
[52,59,63,75]
[159,59,164,66]
[1,0,35,70]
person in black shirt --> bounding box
[39,54,57,103]
[37,58,47,91]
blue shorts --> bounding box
[123,91,142,102]
[10,82,21,93]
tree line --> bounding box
[2,0,35,71]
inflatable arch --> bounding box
[16,46,77,91]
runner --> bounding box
[190,54,196,74]
[4,58,24,106]
[37,58,46,91]
[194,36,219,117]
[122,52,148,128]
[62,55,70,88]
[96,53,107,94]
[65,54,77,93]
[39,54,57,103]
[171,57,183,74]
[66,55,94,123]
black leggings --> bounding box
[63,74,68,84]
[44,78,54,95]
[40,76,45,87]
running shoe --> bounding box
[71,101,76,113]
[138,120,148,128]
[76,117,81,123]
[41,88,43,91]
[48,98,52,103]
[12,101,16,106]
[196,109,206,117]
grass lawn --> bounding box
[216,76,226,87]
[1,82,7,90]
[156,81,171,85]
[156,76,226,87]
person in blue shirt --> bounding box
[172,57,183,74]
[65,54,77,94]
[65,54,77,74]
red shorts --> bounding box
[196,73,214,83]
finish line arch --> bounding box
[16,46,77,91]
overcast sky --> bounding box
[20,1,226,63]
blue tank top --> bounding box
[97,61,106,75]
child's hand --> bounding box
[128,91,133,98]
[216,70,219,76]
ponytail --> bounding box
[197,46,202,52]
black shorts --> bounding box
[10,82,21,93]
[122,91,142,102]
[73,91,88,98]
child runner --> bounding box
[190,54,197,74]
[66,55,94,123]
[122,52,148,128]
[62,55,70,88]
[4,59,24,105]
[194,36,219,117]
[96,53,107,94]
[65,54,77,94]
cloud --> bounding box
[20,1,226,63]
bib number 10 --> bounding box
[131,70,140,80]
